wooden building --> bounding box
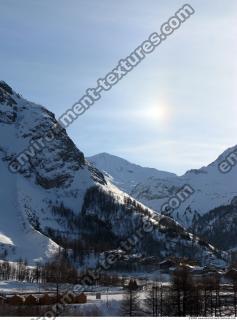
[73,293,87,304]
[49,295,58,304]
[7,295,24,305]
[159,259,177,270]
[225,268,237,280]
[39,294,52,305]
[25,294,38,305]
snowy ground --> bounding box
[1,280,237,316]
[0,280,64,294]
[0,280,125,294]
[0,281,125,316]
[60,299,122,316]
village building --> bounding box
[39,294,52,305]
[25,294,38,305]
[224,268,237,280]
[7,295,24,305]
[73,293,87,304]
[189,266,204,277]
[159,259,177,270]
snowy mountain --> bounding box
[193,196,237,251]
[0,81,227,265]
[88,149,237,250]
[88,153,176,193]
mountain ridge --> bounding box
[88,147,237,251]
[0,81,227,266]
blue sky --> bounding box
[0,0,236,174]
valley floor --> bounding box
[1,280,237,317]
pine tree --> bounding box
[120,285,140,316]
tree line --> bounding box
[121,267,237,317]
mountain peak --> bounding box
[88,152,176,175]
[87,153,177,195]
[0,86,227,266]
[0,81,13,95]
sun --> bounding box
[146,106,167,121]
[135,100,172,127]
[143,104,170,126]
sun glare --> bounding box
[141,103,171,126]
[146,106,167,121]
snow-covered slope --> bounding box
[0,81,106,263]
[88,149,237,234]
[88,153,176,193]
[0,156,59,263]
[0,81,227,265]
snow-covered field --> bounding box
[0,280,125,316]
[60,298,123,316]
[1,280,237,317]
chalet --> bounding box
[178,263,193,270]
[189,266,204,276]
[225,268,237,280]
[49,295,57,304]
[39,294,52,305]
[159,259,177,270]
[7,295,24,305]
[58,293,74,305]
[203,266,218,273]
[73,293,87,304]
[201,267,223,283]
[57,294,64,302]
[25,294,38,305]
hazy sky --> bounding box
[0,0,236,174]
